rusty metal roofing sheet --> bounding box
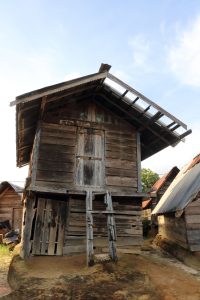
[152,156,200,215]
[142,199,151,209]
[151,166,180,192]
[142,166,179,210]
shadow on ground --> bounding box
[2,254,160,300]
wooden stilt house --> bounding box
[11,63,191,263]
[0,181,23,232]
[153,154,200,252]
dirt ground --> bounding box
[1,247,200,300]
[0,255,12,297]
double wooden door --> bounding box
[76,128,104,188]
[32,198,67,255]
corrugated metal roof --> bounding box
[152,155,200,215]
[142,166,179,209]
[185,153,200,173]
[0,181,23,195]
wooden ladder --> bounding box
[86,190,117,266]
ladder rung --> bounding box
[89,210,114,214]
[86,190,117,265]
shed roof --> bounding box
[142,166,180,209]
[152,154,200,215]
[151,166,180,192]
[0,181,23,195]
[11,63,191,167]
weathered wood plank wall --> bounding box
[63,197,142,255]
[158,215,188,249]
[0,187,22,231]
[185,197,200,251]
[30,99,138,195]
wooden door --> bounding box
[76,128,104,188]
[12,208,23,232]
[32,198,67,255]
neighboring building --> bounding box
[142,167,180,221]
[0,181,23,232]
[11,63,191,263]
[152,153,200,252]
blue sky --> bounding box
[0,0,200,183]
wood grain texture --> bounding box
[30,98,138,195]
[0,187,23,231]
[64,196,142,256]
[32,198,67,256]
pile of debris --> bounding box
[3,230,21,250]
[0,220,21,250]
[0,220,11,243]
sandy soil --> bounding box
[1,247,200,299]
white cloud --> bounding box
[129,34,153,72]
[142,122,200,175]
[168,15,200,87]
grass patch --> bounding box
[0,244,10,255]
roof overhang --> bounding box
[0,181,23,195]
[152,155,200,215]
[11,63,192,167]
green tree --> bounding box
[141,168,159,192]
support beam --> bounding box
[46,83,98,104]
[137,133,142,193]
[131,97,139,105]
[104,192,117,262]
[138,112,164,132]
[177,129,192,140]
[121,90,128,98]
[98,92,172,146]
[170,124,180,132]
[137,105,151,118]
[107,73,187,129]
[86,190,94,266]
[39,96,47,120]
[167,121,176,128]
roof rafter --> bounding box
[107,73,187,129]
[98,92,172,147]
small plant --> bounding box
[0,244,10,256]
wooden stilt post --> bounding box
[104,191,117,262]
[86,190,94,266]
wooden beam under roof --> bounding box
[46,83,98,104]
[103,84,188,140]
[98,92,172,147]
[107,73,187,130]
[39,96,47,121]
[138,112,164,132]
